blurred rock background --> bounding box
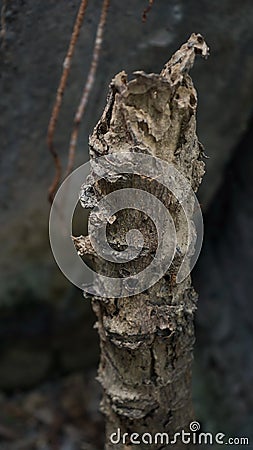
[0,0,253,448]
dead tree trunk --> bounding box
[77,34,209,449]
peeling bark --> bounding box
[76,34,208,449]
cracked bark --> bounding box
[76,34,209,450]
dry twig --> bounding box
[47,0,88,203]
[65,0,110,177]
[142,0,154,22]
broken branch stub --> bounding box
[78,33,209,449]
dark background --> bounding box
[1,1,253,448]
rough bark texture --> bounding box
[78,34,208,449]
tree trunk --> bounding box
[77,34,208,450]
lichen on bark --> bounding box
[75,33,209,449]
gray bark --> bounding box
[77,34,208,449]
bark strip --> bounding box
[77,33,209,449]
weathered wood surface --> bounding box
[78,34,208,449]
